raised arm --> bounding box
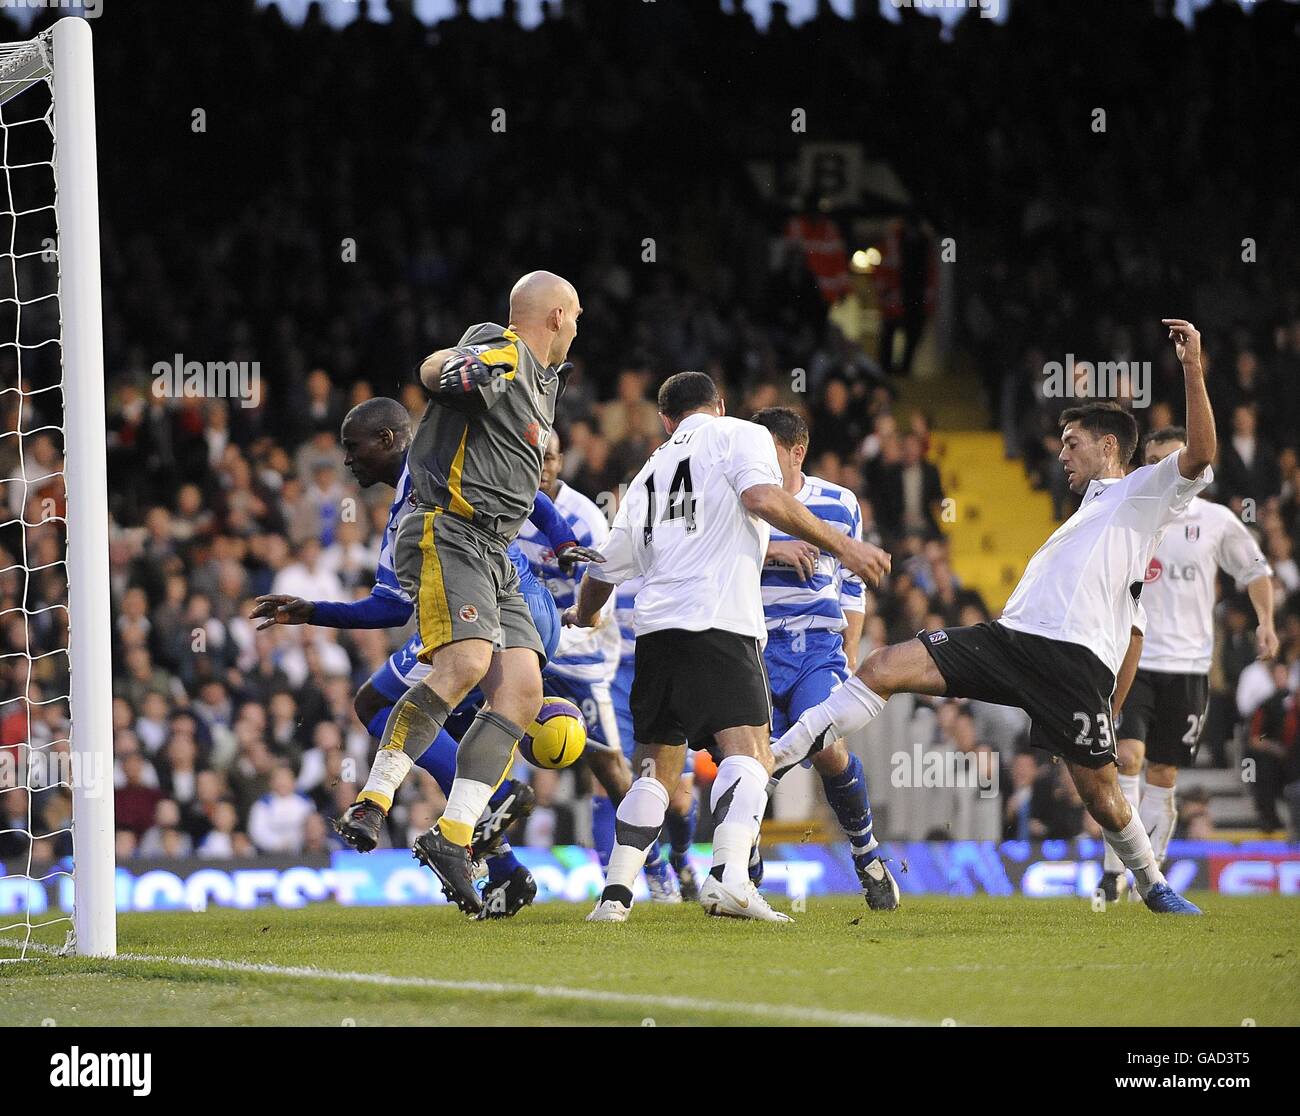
[1162,319,1216,479]
[741,483,890,586]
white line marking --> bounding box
[2,939,933,1026]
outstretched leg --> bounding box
[772,638,946,771]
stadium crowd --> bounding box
[1,0,1298,868]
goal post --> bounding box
[0,17,113,960]
[53,17,114,959]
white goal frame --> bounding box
[0,17,114,958]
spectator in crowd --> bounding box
[1246,661,1300,832]
[247,764,316,854]
[1217,405,1280,507]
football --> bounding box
[519,697,587,769]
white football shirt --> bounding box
[1138,497,1271,674]
[589,413,782,640]
[998,448,1212,678]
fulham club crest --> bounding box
[1185,524,1200,542]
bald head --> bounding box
[509,271,577,323]
[508,270,581,366]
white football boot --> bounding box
[698,876,792,922]
[586,898,631,922]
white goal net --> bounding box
[0,18,113,961]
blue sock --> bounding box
[822,753,879,861]
[411,728,460,796]
[665,797,698,863]
[487,841,523,885]
[645,838,665,870]
[592,794,617,868]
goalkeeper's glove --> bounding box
[555,541,605,574]
[435,348,514,395]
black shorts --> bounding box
[918,621,1118,769]
[1117,668,1209,767]
[631,628,772,749]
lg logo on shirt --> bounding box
[1144,557,1197,583]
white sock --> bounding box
[604,777,670,901]
[1104,773,1143,873]
[1102,814,1166,898]
[1138,782,1178,865]
[709,755,770,889]
[772,676,887,770]
[439,777,494,845]
[359,747,413,811]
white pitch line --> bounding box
[3,939,935,1026]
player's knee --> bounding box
[512,670,544,721]
[1116,738,1144,775]
[1146,762,1177,789]
[857,647,898,699]
[437,641,494,696]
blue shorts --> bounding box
[764,628,850,737]
[611,661,636,760]
[368,580,560,708]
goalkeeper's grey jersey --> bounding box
[408,321,560,541]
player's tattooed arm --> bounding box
[742,483,890,586]
[1112,625,1143,720]
[562,573,615,629]
[1162,319,1216,479]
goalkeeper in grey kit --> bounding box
[334,271,584,917]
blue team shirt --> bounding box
[760,475,865,634]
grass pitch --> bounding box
[2,895,1296,1027]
